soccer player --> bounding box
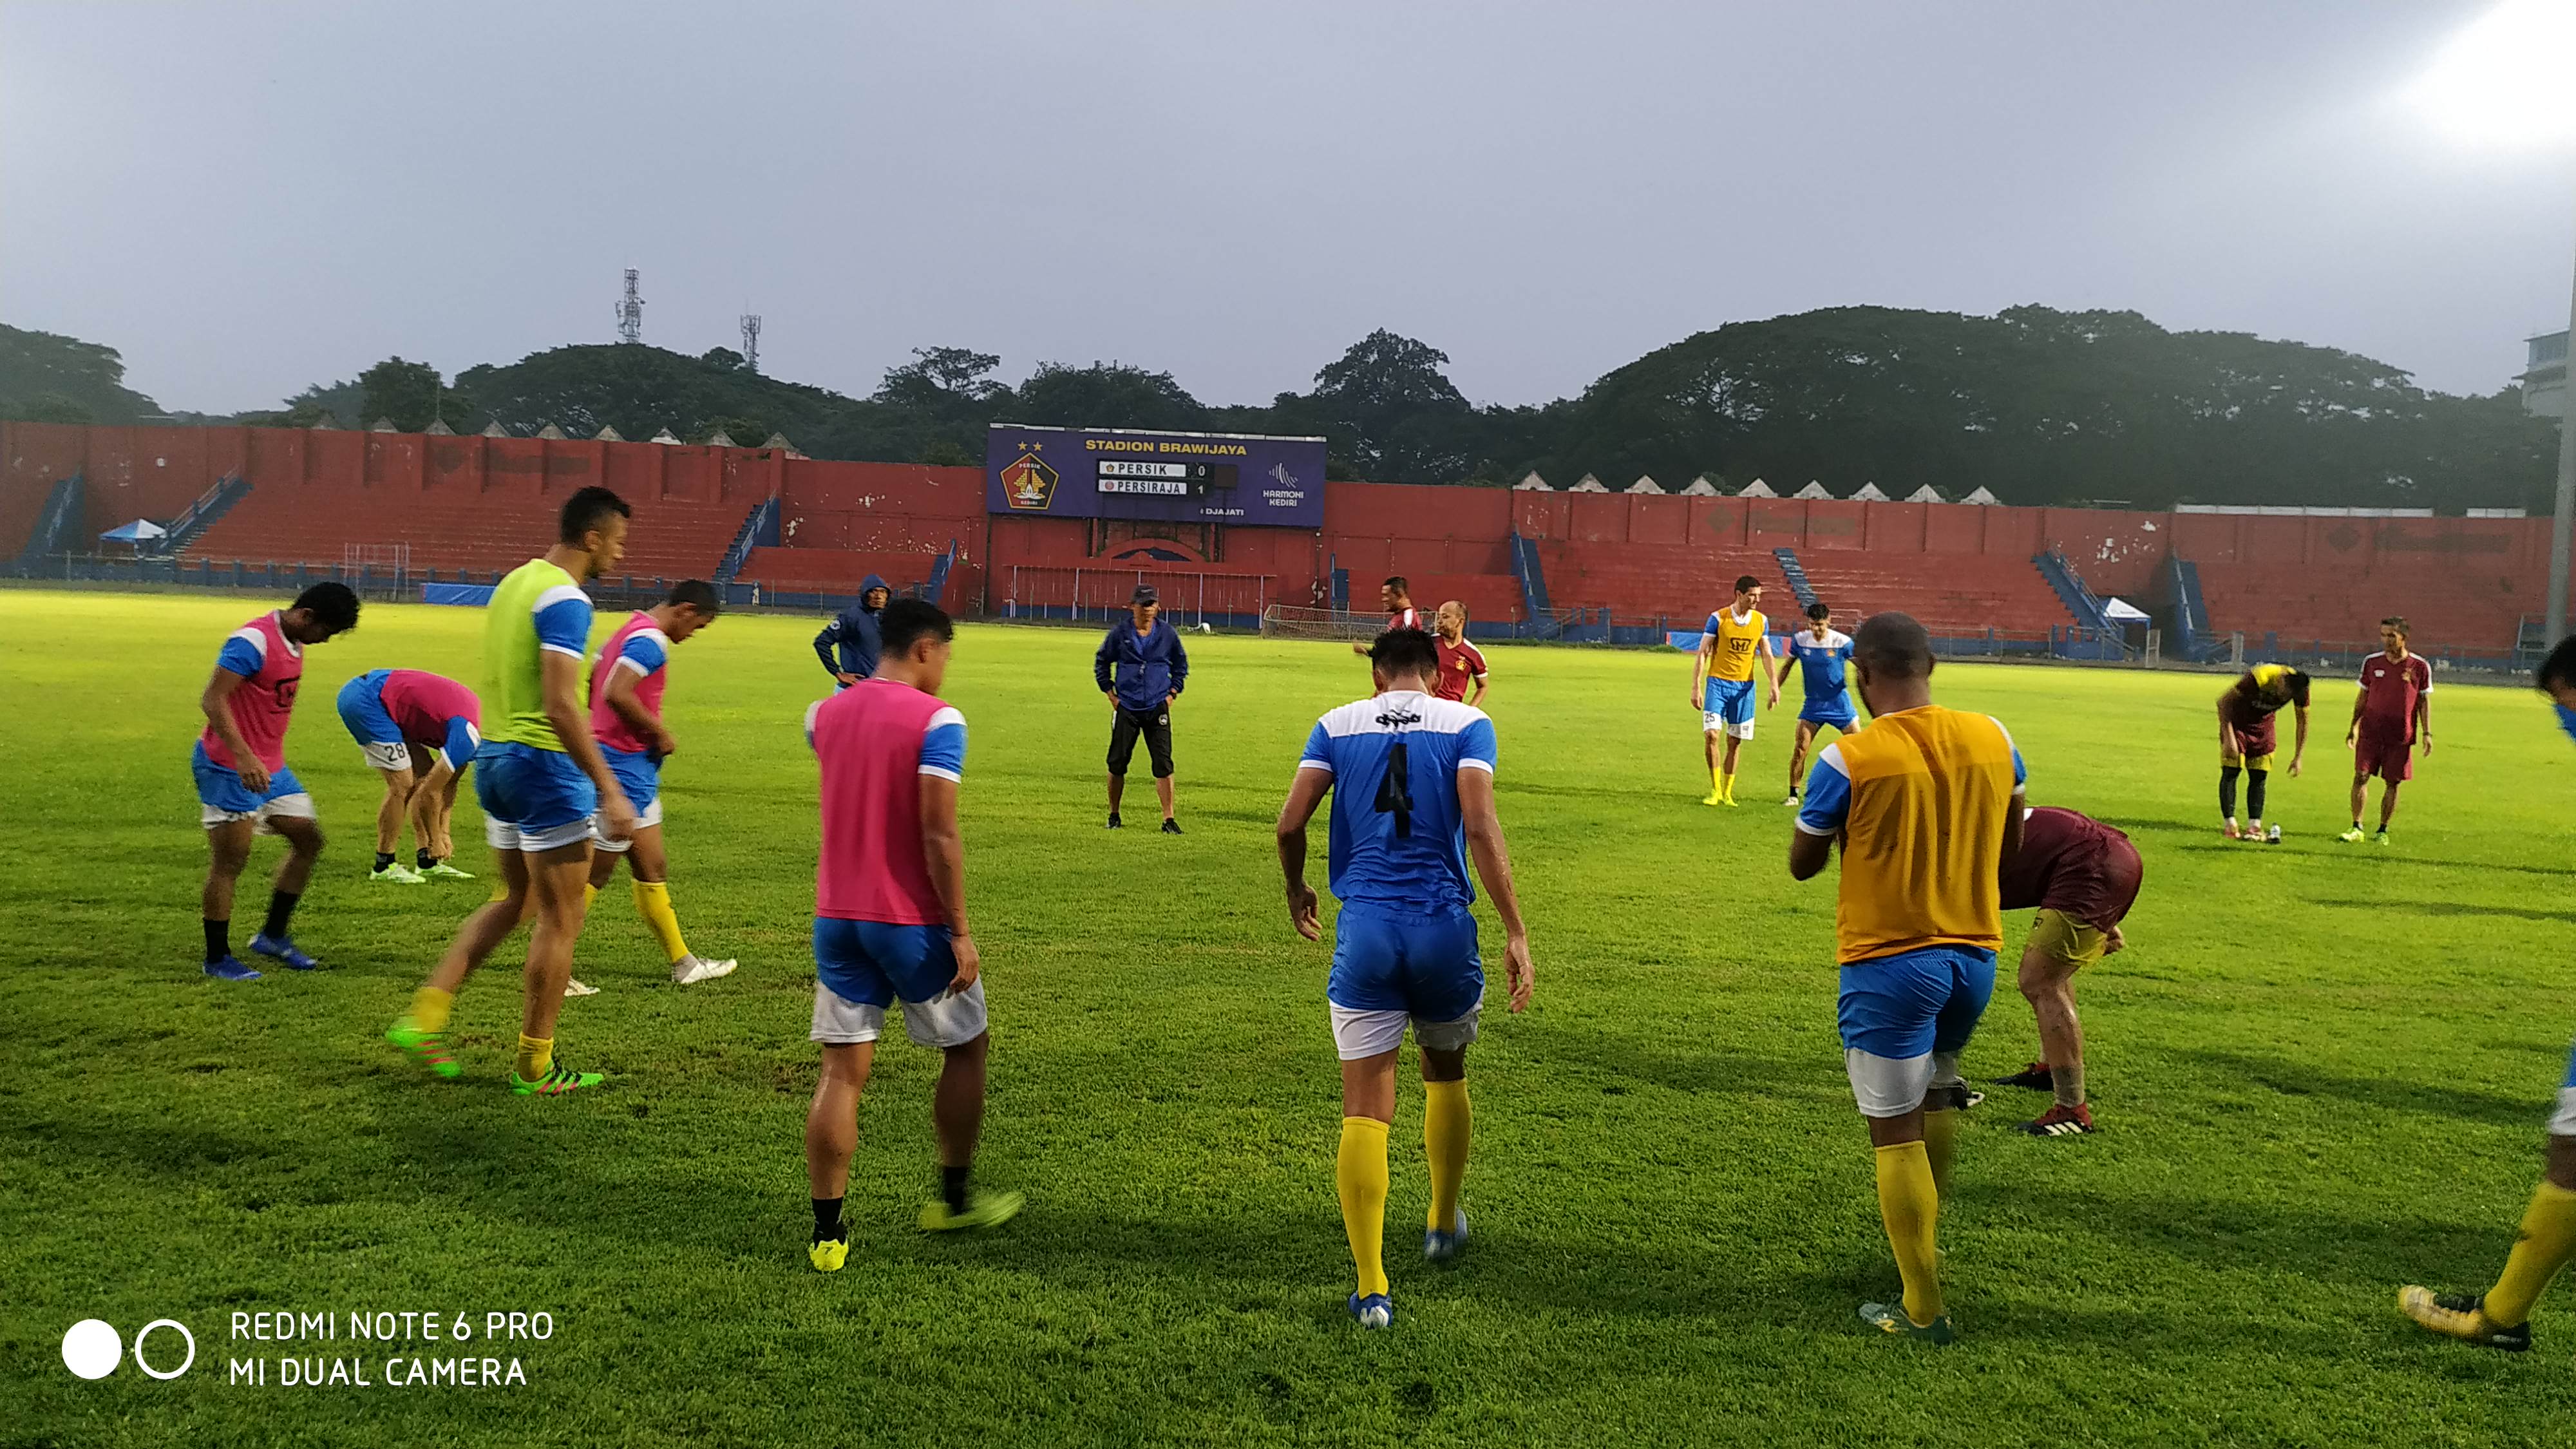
[2338,617,2432,845]
[194,582,361,980]
[1276,627,1535,1331]
[813,574,889,690]
[1351,575,1423,655]
[336,668,482,883]
[583,579,736,987]
[1094,584,1189,833]
[2217,663,2309,841]
[2396,634,2576,1351]
[385,486,639,1095]
[1780,601,1857,807]
[1789,611,2025,1345]
[1990,806,2141,1137]
[1430,601,1489,705]
[803,599,1022,1268]
[1688,574,1780,806]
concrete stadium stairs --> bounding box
[182,486,746,583]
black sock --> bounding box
[811,1196,845,1243]
[416,849,437,870]
[942,1164,970,1213]
[2218,765,2240,818]
[261,889,299,941]
[2245,768,2268,822]
[204,918,229,964]
[375,851,396,871]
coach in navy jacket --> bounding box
[1094,585,1189,832]
[813,574,889,687]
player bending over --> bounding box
[1781,602,1857,807]
[1790,611,2025,1345]
[386,486,638,1095]
[1278,627,1533,1331]
[804,600,1021,1269]
[2216,663,2307,842]
[1690,574,1779,806]
[336,668,481,883]
[194,583,362,980]
[2339,616,2431,846]
[2396,635,2576,1350]
[583,579,736,987]
[1990,807,2141,1137]
[1430,601,1489,705]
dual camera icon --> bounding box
[62,1318,195,1380]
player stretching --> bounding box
[1689,575,1779,806]
[2338,617,2432,845]
[1277,627,1535,1331]
[386,486,638,1095]
[194,583,361,980]
[804,600,1021,1269]
[1430,601,1489,705]
[2396,636,2576,1350]
[1790,612,2024,1344]
[2217,663,2309,840]
[1991,806,2141,1137]
[336,668,481,883]
[583,580,736,987]
[1781,602,1856,806]
[1352,576,1423,656]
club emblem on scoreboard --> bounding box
[999,449,1059,511]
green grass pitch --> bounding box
[5,587,2574,1446]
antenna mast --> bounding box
[616,269,645,344]
[739,311,762,373]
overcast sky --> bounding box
[5,1,2572,414]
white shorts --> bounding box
[484,815,597,853]
[811,979,989,1049]
[1329,999,1482,1061]
[589,795,663,851]
[2552,1086,2576,1138]
[361,740,413,773]
[1845,1049,1964,1119]
[1701,710,1756,741]
[201,793,318,831]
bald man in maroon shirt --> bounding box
[1990,806,2143,1138]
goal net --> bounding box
[1260,605,1389,642]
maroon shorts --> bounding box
[2354,728,2413,784]
[2222,708,2276,761]
[2038,834,2144,930]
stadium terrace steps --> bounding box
[1534,540,2072,637]
[181,488,747,583]
[2191,560,2530,652]
[736,545,947,593]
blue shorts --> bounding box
[2554,1041,2576,1137]
[1799,698,1856,731]
[1838,945,1997,1061]
[474,740,596,852]
[1703,677,1755,724]
[1327,904,1482,1022]
[813,918,957,1009]
[337,671,479,774]
[191,740,312,825]
[591,746,664,846]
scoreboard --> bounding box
[987,424,1325,528]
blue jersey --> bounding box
[1787,629,1855,701]
[1298,690,1498,912]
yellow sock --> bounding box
[488,879,511,904]
[632,880,690,964]
[583,882,598,909]
[1719,770,1735,802]
[408,985,455,1033]
[1337,1117,1390,1297]
[1922,1106,1959,1200]
[1875,1141,1943,1326]
[515,1034,553,1083]
[1423,1080,1471,1233]
[2485,1180,2576,1326]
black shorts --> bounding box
[1108,707,1174,779]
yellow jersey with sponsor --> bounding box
[1702,606,1767,684]
[1794,705,2027,965]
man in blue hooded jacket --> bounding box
[813,576,890,688]
[1095,585,1189,833]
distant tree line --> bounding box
[2,308,2559,511]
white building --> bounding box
[2523,330,2568,417]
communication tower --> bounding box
[740,312,762,373]
[616,269,645,345]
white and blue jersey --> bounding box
[1787,629,1857,726]
[1298,690,1496,1023]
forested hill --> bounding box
[1,307,2555,511]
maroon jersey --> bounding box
[1433,635,1488,702]
[1386,605,1423,632]
[2000,806,2142,929]
[2356,652,2432,742]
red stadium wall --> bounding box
[5,420,2566,648]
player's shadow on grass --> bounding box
[1989,1179,2516,1294]
[2312,896,2576,924]
[2089,815,2217,838]
[2172,1047,2544,1131]
[1524,1027,1821,1099]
